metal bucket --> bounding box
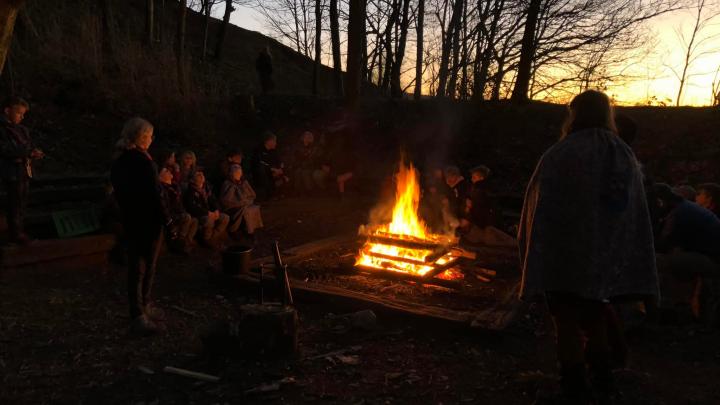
[222,245,253,275]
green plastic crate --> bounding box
[52,206,100,238]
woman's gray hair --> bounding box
[121,117,154,145]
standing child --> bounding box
[0,97,44,244]
[220,164,264,239]
[183,171,229,246]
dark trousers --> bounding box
[127,234,159,319]
[546,293,623,397]
[254,168,275,201]
[3,178,29,239]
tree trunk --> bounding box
[330,0,343,96]
[473,0,503,102]
[158,0,165,43]
[0,0,25,76]
[346,0,366,107]
[201,0,211,60]
[446,0,463,99]
[99,0,115,56]
[176,0,188,93]
[312,0,322,95]
[414,0,424,100]
[510,0,541,104]
[437,0,463,97]
[381,0,400,94]
[459,0,468,100]
[491,63,504,101]
[146,0,154,46]
[390,0,410,98]
[215,0,234,60]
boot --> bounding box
[559,364,594,404]
[589,362,616,405]
[129,315,162,337]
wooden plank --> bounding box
[1,234,115,267]
[232,272,474,324]
[252,234,356,266]
[470,281,521,330]
[355,265,461,289]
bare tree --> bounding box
[414,0,425,100]
[330,0,343,96]
[254,0,317,57]
[713,64,720,106]
[215,0,234,60]
[670,0,720,106]
[510,0,540,104]
[390,0,411,97]
[312,0,323,95]
[146,0,155,46]
[347,0,367,106]
[99,0,116,56]
[437,0,464,97]
[176,0,188,93]
[0,0,26,76]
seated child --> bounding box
[459,165,515,248]
[220,164,264,238]
[159,167,198,252]
[177,150,198,190]
[183,170,229,246]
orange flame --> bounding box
[356,161,461,280]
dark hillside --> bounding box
[0,0,717,194]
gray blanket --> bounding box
[518,128,658,301]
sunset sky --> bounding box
[226,3,720,106]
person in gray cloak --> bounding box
[518,90,658,404]
[220,164,264,240]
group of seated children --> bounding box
[252,130,355,200]
[148,128,356,253]
[419,164,515,248]
[153,148,262,253]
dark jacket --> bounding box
[251,145,282,180]
[183,183,219,218]
[448,178,471,219]
[469,180,496,228]
[110,149,166,240]
[293,143,321,171]
[160,182,186,219]
[656,200,720,261]
[0,117,33,181]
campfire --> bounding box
[355,161,465,285]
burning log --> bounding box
[355,161,465,283]
[355,265,461,289]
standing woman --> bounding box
[519,90,658,404]
[111,117,170,336]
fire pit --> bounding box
[355,161,467,287]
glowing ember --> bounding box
[356,161,462,281]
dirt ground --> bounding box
[1,195,720,404]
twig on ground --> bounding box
[163,366,220,382]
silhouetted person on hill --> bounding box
[111,117,170,336]
[0,96,44,245]
[256,46,274,94]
